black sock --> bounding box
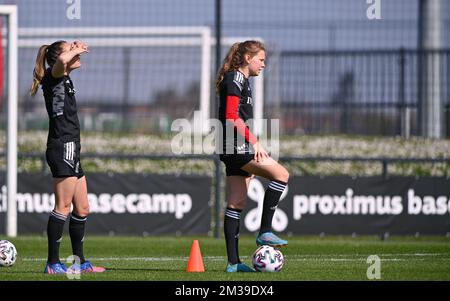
[224,207,242,265]
[47,210,67,264]
[259,180,287,234]
[69,213,87,264]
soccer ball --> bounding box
[0,240,17,267]
[252,245,284,272]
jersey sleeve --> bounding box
[222,71,245,97]
[225,95,258,145]
[42,69,65,118]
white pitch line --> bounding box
[282,253,449,257]
[21,254,450,263]
[22,257,190,262]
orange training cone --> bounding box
[186,240,205,272]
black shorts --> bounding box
[46,140,84,178]
[219,154,254,177]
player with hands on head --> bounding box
[30,40,105,274]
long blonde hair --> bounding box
[30,40,66,96]
[215,40,265,94]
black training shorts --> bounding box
[46,140,84,178]
[219,153,254,177]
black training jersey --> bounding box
[218,70,255,154]
[41,68,81,144]
[219,70,253,123]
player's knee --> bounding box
[227,198,246,210]
[80,205,90,217]
[54,208,70,217]
[55,202,72,216]
[74,204,90,217]
[283,169,290,182]
[275,167,289,183]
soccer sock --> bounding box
[69,213,87,264]
[259,180,287,234]
[47,210,67,264]
[224,207,242,265]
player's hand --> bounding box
[72,40,89,54]
[253,142,269,163]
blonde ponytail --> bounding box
[215,42,241,94]
[30,45,49,96]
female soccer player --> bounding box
[30,40,105,274]
[216,41,290,272]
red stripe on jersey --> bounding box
[225,95,258,145]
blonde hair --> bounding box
[30,40,66,96]
[215,40,265,94]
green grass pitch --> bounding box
[1,235,449,281]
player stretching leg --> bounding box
[216,41,289,272]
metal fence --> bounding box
[267,49,450,136]
[13,48,450,137]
